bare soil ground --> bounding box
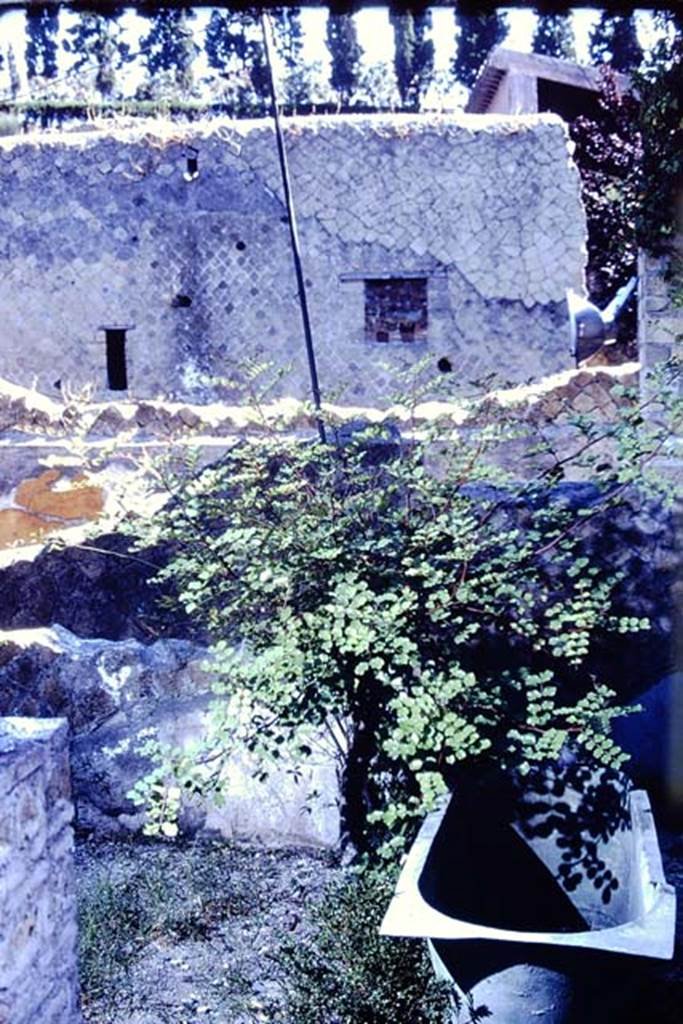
[75,836,337,1024]
[75,825,683,1024]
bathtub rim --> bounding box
[379,789,675,960]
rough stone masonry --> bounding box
[0,717,82,1024]
[0,113,586,403]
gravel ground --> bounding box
[74,824,683,1024]
[75,837,337,1024]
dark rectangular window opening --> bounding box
[364,277,428,343]
[537,78,602,123]
[106,329,128,391]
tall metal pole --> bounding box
[260,12,326,444]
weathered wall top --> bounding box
[0,113,586,402]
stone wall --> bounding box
[0,113,586,404]
[0,630,339,848]
[638,249,683,383]
[0,362,640,550]
[636,246,683,806]
[0,717,82,1024]
[637,245,683,475]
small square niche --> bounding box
[364,277,428,344]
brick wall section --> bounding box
[0,113,586,403]
[0,717,82,1024]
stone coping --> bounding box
[0,110,568,153]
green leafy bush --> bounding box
[124,365,680,857]
[275,865,451,1024]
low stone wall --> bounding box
[0,716,82,1024]
[0,629,340,848]
[0,363,639,550]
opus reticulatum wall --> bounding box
[0,113,586,402]
[0,717,82,1024]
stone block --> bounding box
[0,717,82,1023]
[0,629,340,848]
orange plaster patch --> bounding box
[0,468,106,550]
[15,469,105,520]
[0,509,62,548]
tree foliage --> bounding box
[451,9,508,90]
[326,12,363,107]
[633,28,683,257]
[532,11,577,62]
[273,6,304,72]
[570,25,683,336]
[6,45,20,100]
[355,61,400,111]
[124,365,680,856]
[569,69,641,338]
[204,8,269,116]
[64,13,129,98]
[272,6,317,110]
[389,10,435,111]
[25,4,59,83]
[138,9,198,97]
[589,13,643,73]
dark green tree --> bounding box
[452,10,508,90]
[356,61,400,111]
[272,6,316,110]
[64,12,129,98]
[532,11,577,62]
[633,28,683,255]
[589,14,643,73]
[326,12,363,108]
[273,6,304,75]
[25,5,59,84]
[7,45,21,99]
[570,69,641,351]
[389,9,435,110]
[138,9,198,96]
[652,9,683,35]
[204,8,269,116]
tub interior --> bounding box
[418,789,636,933]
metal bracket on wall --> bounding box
[339,271,431,283]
